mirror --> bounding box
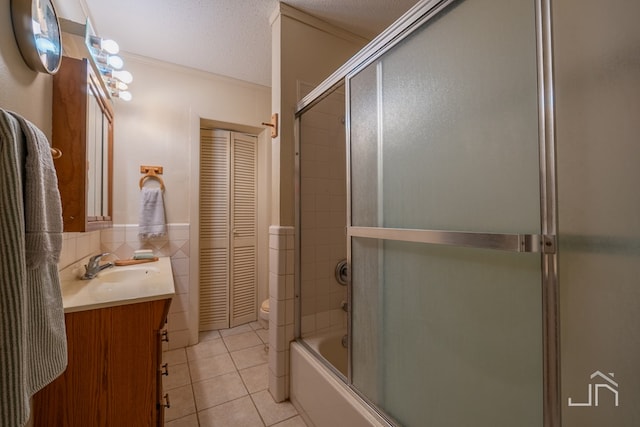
[87,84,110,219]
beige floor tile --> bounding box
[193,371,248,410]
[165,413,199,427]
[163,362,191,391]
[239,363,269,394]
[220,324,254,337]
[163,348,187,365]
[251,390,298,426]
[186,338,228,361]
[249,321,263,330]
[271,416,308,427]
[231,344,269,370]
[223,331,263,352]
[199,330,221,341]
[189,352,236,382]
[198,396,264,427]
[164,384,196,422]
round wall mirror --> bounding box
[10,0,63,74]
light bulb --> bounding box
[101,39,119,55]
[119,91,132,101]
[112,70,133,84]
[107,55,124,69]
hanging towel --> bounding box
[138,187,167,238]
[0,109,67,427]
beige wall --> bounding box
[270,4,368,226]
[0,0,53,135]
[112,54,271,224]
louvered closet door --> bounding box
[199,129,230,330]
[230,132,257,327]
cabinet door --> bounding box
[32,299,171,426]
[109,304,159,425]
[52,56,113,232]
[32,309,111,427]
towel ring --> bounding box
[139,173,165,190]
[50,147,62,159]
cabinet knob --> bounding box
[161,363,169,376]
[161,329,169,342]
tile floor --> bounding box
[162,322,307,427]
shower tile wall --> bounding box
[299,89,347,338]
[57,224,191,351]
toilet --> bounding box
[259,299,270,329]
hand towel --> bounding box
[138,187,167,239]
[0,109,67,427]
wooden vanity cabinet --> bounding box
[53,56,113,232]
[32,298,171,426]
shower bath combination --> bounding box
[292,0,640,426]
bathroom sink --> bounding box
[96,266,161,283]
[59,257,175,313]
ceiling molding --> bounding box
[120,51,272,90]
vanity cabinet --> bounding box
[32,298,171,426]
[53,56,113,232]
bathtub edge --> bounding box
[290,341,388,427]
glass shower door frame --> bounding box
[342,0,560,426]
[293,0,560,425]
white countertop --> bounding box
[59,256,176,313]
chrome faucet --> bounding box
[82,253,114,280]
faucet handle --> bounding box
[90,252,111,261]
[86,253,112,271]
[82,253,113,280]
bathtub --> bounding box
[301,329,348,377]
[290,331,387,427]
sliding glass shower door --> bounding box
[348,0,548,425]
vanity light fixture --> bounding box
[112,70,133,84]
[119,91,133,102]
[89,35,119,54]
[109,80,128,91]
[107,55,124,69]
[85,21,133,101]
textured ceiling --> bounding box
[82,0,420,87]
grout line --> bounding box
[184,349,202,426]
[248,391,268,427]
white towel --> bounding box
[0,109,67,426]
[138,187,167,239]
